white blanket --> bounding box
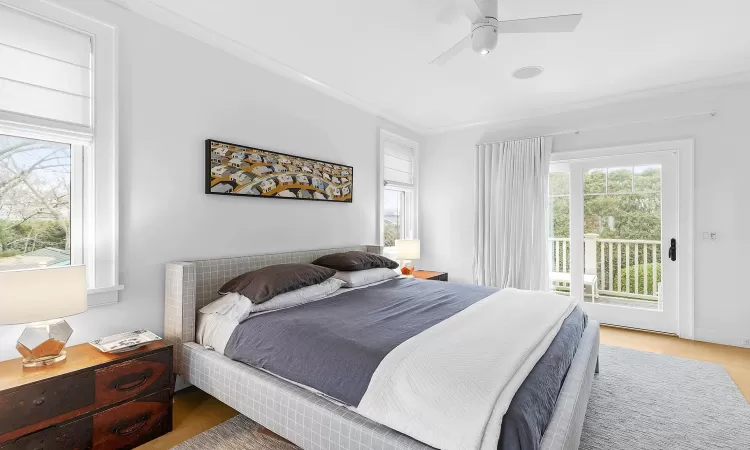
[356,288,577,450]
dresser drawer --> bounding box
[0,372,95,436]
[94,349,170,408]
[0,417,92,450]
[92,390,171,450]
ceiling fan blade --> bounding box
[430,34,471,65]
[496,13,582,34]
[456,0,483,23]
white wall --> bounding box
[420,83,750,348]
[0,0,423,362]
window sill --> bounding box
[88,285,124,307]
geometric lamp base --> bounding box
[20,351,67,367]
[15,319,73,368]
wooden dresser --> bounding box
[0,341,173,450]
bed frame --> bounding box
[165,245,600,450]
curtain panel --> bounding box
[473,137,552,291]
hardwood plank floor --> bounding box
[139,326,750,449]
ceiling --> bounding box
[134,0,750,132]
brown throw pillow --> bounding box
[312,251,399,272]
[218,264,336,304]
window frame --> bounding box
[0,0,120,306]
[378,130,418,255]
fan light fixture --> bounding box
[429,0,582,66]
[471,22,498,56]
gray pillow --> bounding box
[312,251,399,271]
[218,263,336,304]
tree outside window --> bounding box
[0,134,71,271]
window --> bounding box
[548,164,571,295]
[0,134,78,269]
[383,189,405,247]
[0,0,118,305]
[379,131,418,253]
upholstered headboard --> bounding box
[164,245,382,376]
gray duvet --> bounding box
[224,278,585,450]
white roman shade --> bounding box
[0,3,92,126]
[383,138,415,186]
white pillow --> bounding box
[196,311,242,354]
[199,292,252,319]
[199,277,345,321]
[197,293,253,352]
[252,277,345,314]
[333,267,399,288]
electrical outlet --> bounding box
[743,339,750,347]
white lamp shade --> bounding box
[395,239,420,260]
[0,265,88,325]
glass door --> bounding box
[554,151,678,334]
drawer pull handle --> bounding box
[32,397,45,406]
[113,368,153,391]
[113,413,150,436]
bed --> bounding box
[164,245,600,450]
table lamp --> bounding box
[0,265,88,367]
[395,239,420,276]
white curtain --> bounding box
[474,137,552,291]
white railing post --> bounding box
[550,236,660,302]
[584,234,599,276]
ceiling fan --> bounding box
[430,0,582,65]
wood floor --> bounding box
[138,326,750,449]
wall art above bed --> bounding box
[205,139,353,203]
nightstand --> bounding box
[0,341,173,449]
[412,270,448,281]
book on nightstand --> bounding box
[89,329,162,353]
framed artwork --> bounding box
[205,139,353,203]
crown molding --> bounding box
[106,0,428,135]
[427,71,750,134]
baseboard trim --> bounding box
[694,327,750,349]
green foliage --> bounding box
[619,263,662,296]
[383,221,399,247]
[549,172,569,196]
[549,167,662,241]
[0,219,68,254]
[550,197,570,238]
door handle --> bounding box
[668,238,676,261]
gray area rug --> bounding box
[580,345,750,450]
[173,345,750,450]
[172,415,299,450]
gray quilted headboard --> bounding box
[164,245,382,375]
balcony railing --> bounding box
[549,235,662,302]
